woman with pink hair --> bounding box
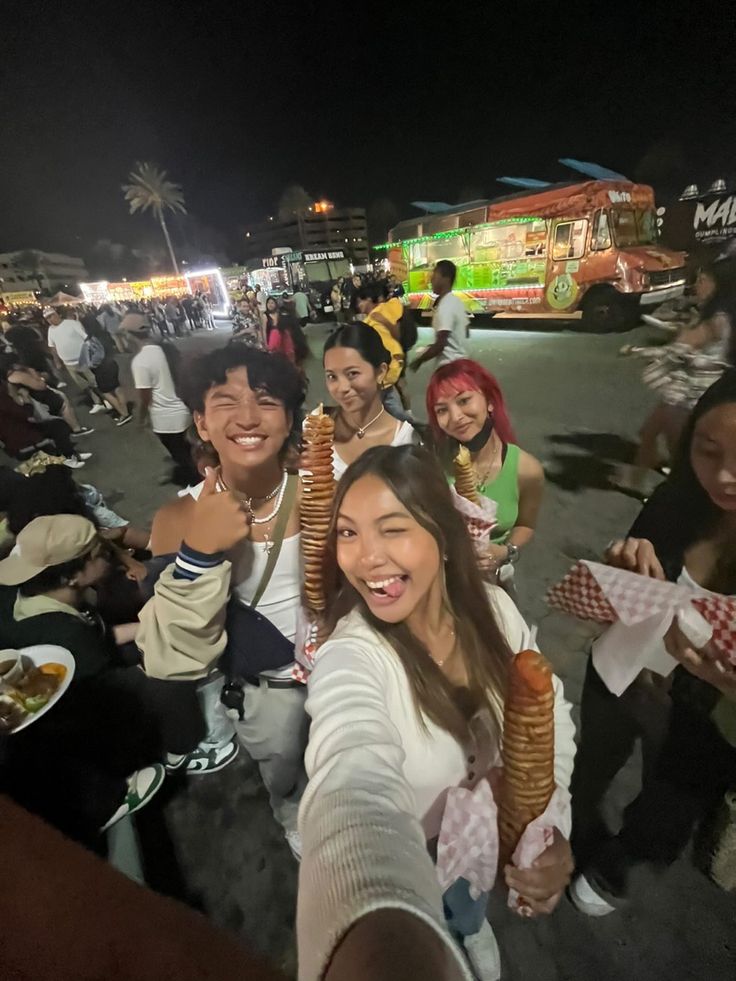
[426,358,545,577]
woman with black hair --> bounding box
[570,369,736,914]
[5,322,59,382]
[79,319,131,425]
[323,322,417,480]
[267,310,310,368]
[615,259,736,495]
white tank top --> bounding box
[187,481,301,643]
[332,420,416,481]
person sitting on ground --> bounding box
[1,354,93,436]
[426,359,545,580]
[323,323,418,481]
[570,369,736,916]
[79,319,132,426]
[5,322,61,383]
[0,364,91,469]
[136,345,309,858]
[0,515,200,844]
[298,445,575,981]
[44,307,107,414]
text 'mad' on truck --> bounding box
[378,180,686,332]
[658,178,736,274]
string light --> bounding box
[373,216,540,250]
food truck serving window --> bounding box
[552,220,588,260]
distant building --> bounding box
[243,203,369,264]
[0,250,89,294]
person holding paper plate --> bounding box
[570,369,736,914]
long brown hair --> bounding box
[324,444,510,743]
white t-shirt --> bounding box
[131,343,191,434]
[187,479,300,679]
[432,292,469,366]
[47,319,87,365]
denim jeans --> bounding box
[442,876,489,940]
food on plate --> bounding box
[0,659,68,732]
[498,648,555,869]
[453,446,480,505]
[0,694,28,732]
[300,406,336,614]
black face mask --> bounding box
[460,414,494,452]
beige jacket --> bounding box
[137,559,232,681]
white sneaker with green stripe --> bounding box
[101,764,166,832]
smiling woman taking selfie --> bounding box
[297,445,575,981]
[323,323,418,480]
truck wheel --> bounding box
[581,288,636,333]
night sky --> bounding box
[1,0,734,270]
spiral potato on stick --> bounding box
[498,648,555,868]
[300,407,336,613]
[453,446,480,504]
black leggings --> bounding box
[571,657,736,900]
[36,418,77,458]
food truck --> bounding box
[248,249,351,297]
[380,180,686,331]
[659,181,736,273]
[80,269,230,316]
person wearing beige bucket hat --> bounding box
[0,513,169,840]
[0,513,101,588]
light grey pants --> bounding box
[197,673,309,834]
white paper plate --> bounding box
[7,645,75,734]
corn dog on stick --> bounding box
[453,445,480,504]
[498,649,555,870]
[300,405,336,614]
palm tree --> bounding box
[277,184,313,222]
[122,162,186,274]
[13,249,45,292]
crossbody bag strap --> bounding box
[249,472,298,610]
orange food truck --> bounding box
[379,180,686,331]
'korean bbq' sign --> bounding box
[302,250,346,262]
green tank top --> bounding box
[479,443,520,543]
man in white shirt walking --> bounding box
[409,260,469,372]
[123,318,197,485]
[292,287,312,327]
[45,308,106,413]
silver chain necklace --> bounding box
[217,471,287,522]
[352,406,386,440]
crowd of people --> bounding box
[0,257,735,981]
